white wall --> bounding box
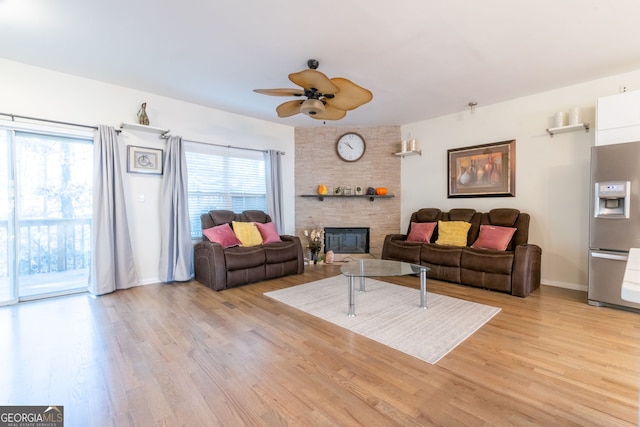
[6,57,640,290]
[0,59,295,285]
[401,69,640,290]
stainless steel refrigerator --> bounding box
[588,140,640,310]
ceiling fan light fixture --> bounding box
[300,99,325,116]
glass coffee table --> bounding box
[340,259,430,317]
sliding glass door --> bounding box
[0,126,93,304]
[0,131,14,304]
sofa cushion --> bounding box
[255,221,282,244]
[202,223,241,248]
[447,208,476,222]
[421,244,463,267]
[488,208,520,226]
[243,210,271,224]
[232,221,263,247]
[263,241,300,264]
[471,225,516,251]
[209,210,237,226]
[383,240,422,264]
[413,208,441,222]
[461,248,514,275]
[407,222,437,243]
[435,221,471,246]
[224,246,266,270]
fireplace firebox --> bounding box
[324,227,370,254]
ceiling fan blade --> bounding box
[276,100,303,118]
[311,104,347,121]
[289,69,339,94]
[254,88,305,97]
[324,77,373,110]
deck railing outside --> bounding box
[0,218,91,298]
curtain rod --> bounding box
[0,112,285,154]
[0,112,99,131]
[169,136,285,155]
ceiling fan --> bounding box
[254,59,373,120]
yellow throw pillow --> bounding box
[232,221,263,247]
[435,220,471,246]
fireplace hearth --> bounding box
[324,227,370,254]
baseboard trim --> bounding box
[541,279,587,292]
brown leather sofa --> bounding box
[194,210,304,291]
[382,208,542,297]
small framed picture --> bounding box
[354,185,364,195]
[333,186,343,195]
[343,186,353,195]
[127,145,164,175]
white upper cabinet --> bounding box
[596,90,640,146]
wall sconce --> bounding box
[468,101,478,114]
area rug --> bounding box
[264,276,501,364]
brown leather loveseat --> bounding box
[382,208,542,297]
[194,210,304,291]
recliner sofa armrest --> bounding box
[279,235,305,274]
[385,233,407,242]
[382,234,406,259]
[511,244,542,297]
[194,240,227,291]
[382,233,417,262]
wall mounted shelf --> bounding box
[546,123,589,137]
[120,122,170,137]
[393,150,422,157]
[301,194,395,202]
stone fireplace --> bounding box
[294,126,401,259]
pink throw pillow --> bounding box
[202,223,242,248]
[406,222,437,243]
[471,225,517,251]
[254,222,282,244]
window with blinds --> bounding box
[184,142,266,239]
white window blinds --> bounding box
[184,142,266,238]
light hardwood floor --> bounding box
[1,265,639,426]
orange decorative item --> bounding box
[317,184,329,195]
[375,187,388,196]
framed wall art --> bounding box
[447,139,515,198]
[127,145,164,175]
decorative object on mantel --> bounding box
[317,184,328,195]
[303,228,324,264]
[366,187,376,195]
[300,194,394,202]
[375,187,388,196]
[325,250,335,264]
[355,185,363,195]
[137,102,150,125]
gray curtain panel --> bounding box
[265,149,284,233]
[90,125,139,295]
[159,135,193,282]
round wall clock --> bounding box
[336,132,366,162]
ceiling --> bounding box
[2,0,640,128]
